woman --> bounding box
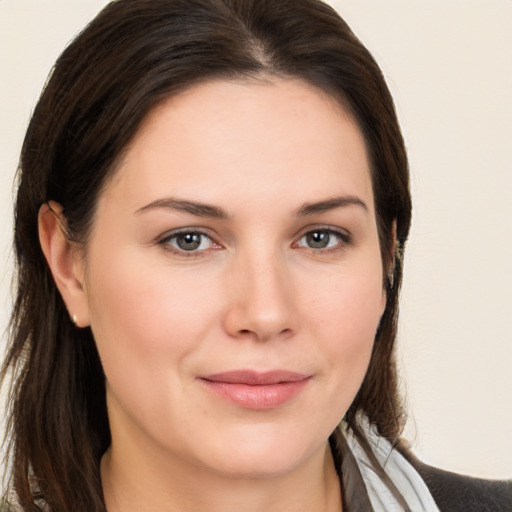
[1,0,510,511]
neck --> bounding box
[101,441,342,512]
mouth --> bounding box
[198,370,311,410]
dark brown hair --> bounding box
[1,0,411,510]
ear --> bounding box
[38,202,91,327]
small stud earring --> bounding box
[71,314,78,325]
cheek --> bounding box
[307,260,384,340]
[83,253,226,438]
[83,249,220,386]
[303,260,384,397]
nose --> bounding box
[222,252,296,342]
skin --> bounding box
[39,78,386,512]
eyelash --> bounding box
[295,227,351,253]
[157,229,220,257]
[157,226,351,257]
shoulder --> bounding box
[401,448,512,512]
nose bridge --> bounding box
[224,244,295,341]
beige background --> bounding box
[1,0,511,480]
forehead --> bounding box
[105,78,374,216]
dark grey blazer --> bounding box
[407,453,512,512]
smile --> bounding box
[198,370,311,410]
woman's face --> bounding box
[78,78,385,478]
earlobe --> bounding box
[38,202,91,327]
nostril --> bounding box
[235,327,293,341]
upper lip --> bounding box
[199,370,310,385]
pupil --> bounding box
[177,233,201,250]
[307,231,329,248]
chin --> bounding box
[204,452,308,480]
[193,426,326,480]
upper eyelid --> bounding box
[158,227,216,242]
[297,229,350,245]
[293,224,351,241]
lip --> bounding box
[198,370,310,410]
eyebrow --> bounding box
[294,195,368,216]
[135,198,229,219]
[135,194,367,219]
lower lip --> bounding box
[200,379,310,410]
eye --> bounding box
[160,230,216,253]
[297,229,349,250]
